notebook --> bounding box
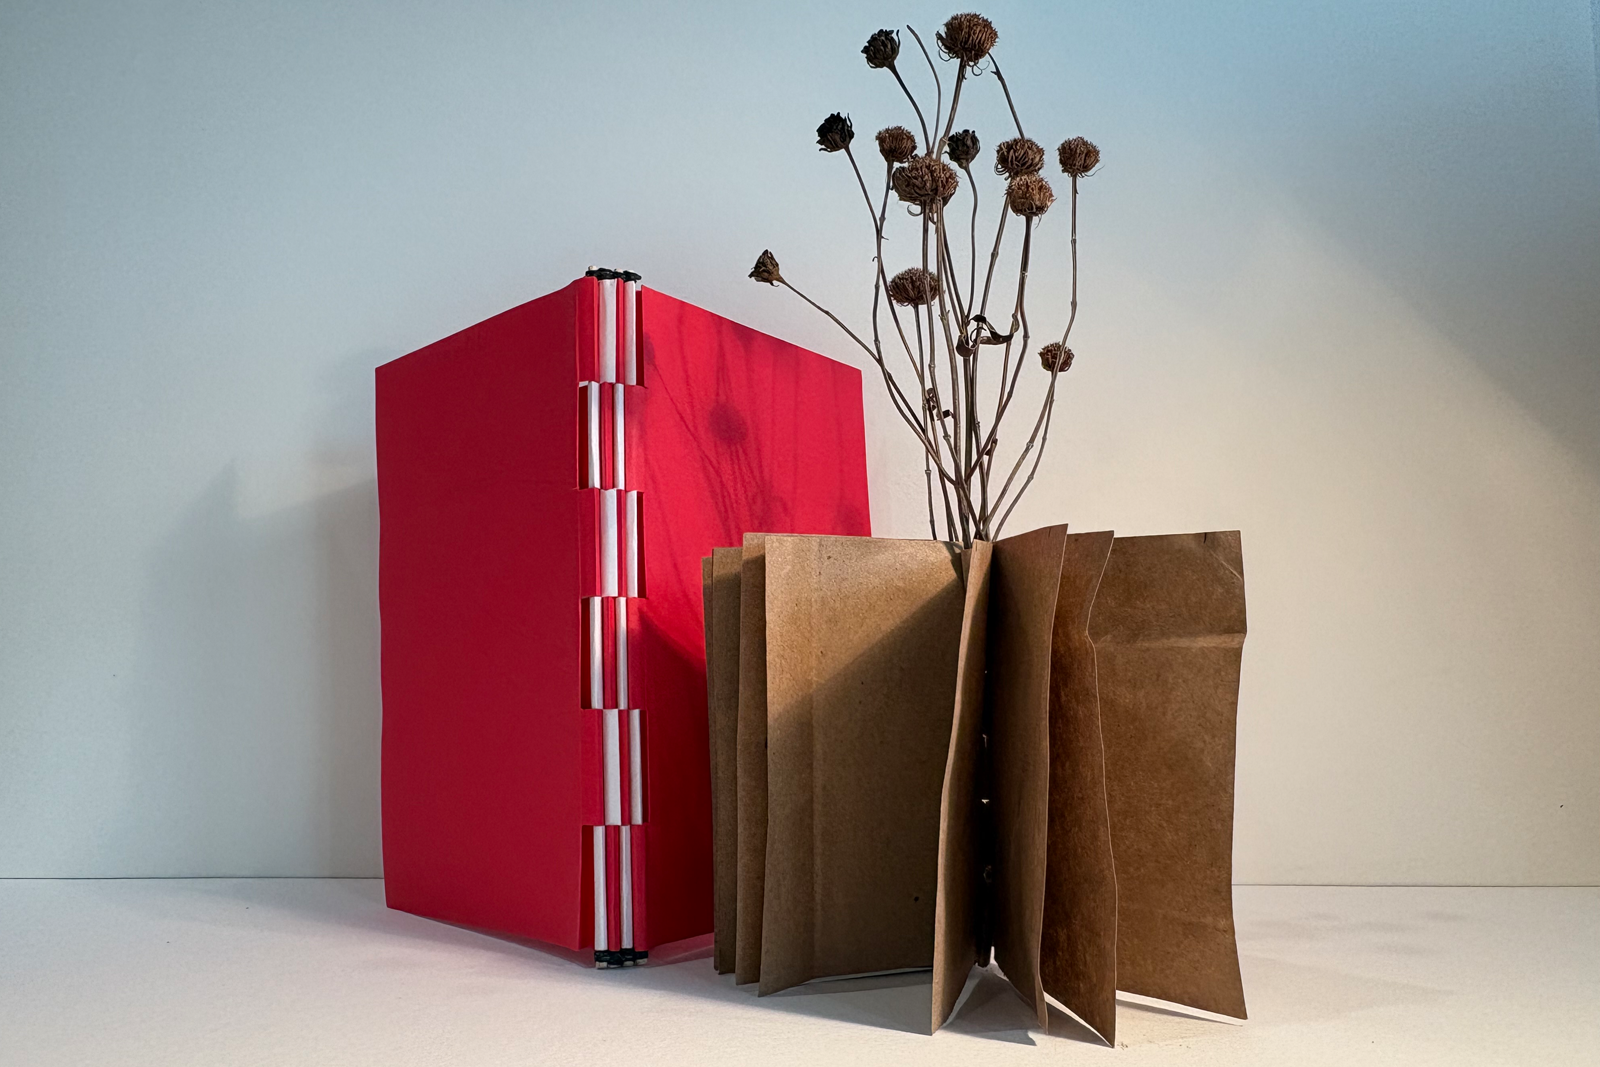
[703,527,1248,1039]
[377,269,871,964]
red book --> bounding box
[376,270,871,963]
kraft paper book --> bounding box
[376,269,871,968]
[702,526,1248,1041]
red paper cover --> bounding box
[377,275,870,953]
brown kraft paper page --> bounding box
[701,558,718,962]
[759,534,965,996]
[931,540,993,1033]
[735,534,768,985]
[1090,532,1248,1019]
[986,524,1070,1028]
[1038,530,1120,1046]
[708,548,744,975]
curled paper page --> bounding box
[1090,532,1248,1022]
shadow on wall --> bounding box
[115,408,383,876]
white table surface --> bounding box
[2,880,1595,1065]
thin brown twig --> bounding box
[978,199,1008,319]
[775,278,943,473]
[905,26,943,152]
[992,374,1059,536]
[938,62,967,156]
[1059,174,1079,347]
[888,64,932,153]
[989,57,1026,138]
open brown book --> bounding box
[700,526,1248,1041]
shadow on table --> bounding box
[172,878,1239,1045]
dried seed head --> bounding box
[862,29,900,69]
[1039,342,1074,373]
[994,136,1045,178]
[816,112,854,153]
[1006,173,1055,217]
[946,129,981,169]
[892,154,960,209]
[937,13,998,64]
[1057,136,1101,176]
[749,250,784,285]
[888,267,940,306]
[876,125,918,165]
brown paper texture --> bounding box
[701,557,718,963]
[758,534,965,996]
[735,534,768,985]
[699,525,1249,1035]
[1038,530,1120,1045]
[985,524,1070,1029]
[1090,531,1248,1020]
[708,548,744,975]
[930,540,994,1033]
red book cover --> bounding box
[376,271,871,960]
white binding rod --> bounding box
[629,708,643,826]
[622,280,638,385]
[615,599,628,710]
[599,279,618,383]
[620,824,634,949]
[587,597,603,709]
[612,384,626,489]
[625,491,639,598]
[593,825,608,953]
[601,491,619,597]
[603,708,622,825]
[584,383,601,489]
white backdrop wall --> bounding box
[2,0,1597,882]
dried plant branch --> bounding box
[989,57,1026,138]
[773,276,940,470]
[1060,173,1079,347]
[978,199,1008,318]
[750,14,1100,547]
[905,25,942,151]
[964,164,979,318]
[938,62,967,157]
[991,372,1060,536]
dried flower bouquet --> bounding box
[750,13,1100,547]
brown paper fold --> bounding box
[985,524,1069,1029]
[734,534,768,984]
[758,534,966,995]
[707,548,744,975]
[1091,532,1248,1021]
[1038,530,1119,1045]
[931,540,994,1032]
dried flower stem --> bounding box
[754,15,1098,545]
[978,218,1030,479]
[938,62,968,157]
[889,65,932,153]
[989,57,1026,139]
[776,278,943,477]
[1059,174,1079,348]
[906,26,942,152]
[978,201,1008,318]
[993,375,1059,535]
[965,165,979,316]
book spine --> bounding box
[580,274,649,968]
